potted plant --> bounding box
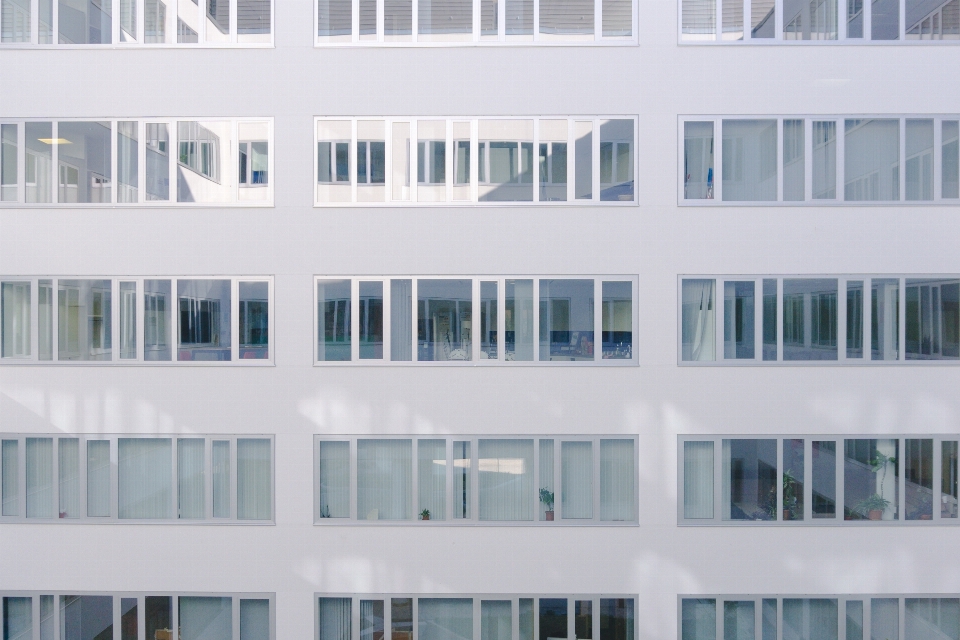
[539,488,555,521]
[419,509,430,521]
[855,494,891,520]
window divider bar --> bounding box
[473,0,480,40]
[864,0,871,38]
[533,438,541,521]
[744,0,752,40]
[112,590,121,640]
[138,596,146,640]
[511,597,520,640]
[50,278,59,361]
[713,435,722,522]
[898,437,906,521]
[533,0,539,39]
[410,278,418,361]
[899,0,905,40]
[498,0,505,39]
[411,0,419,42]
[352,0,361,41]
[112,0,120,45]
[136,0,146,42]
[898,597,906,640]
[171,597,179,640]
[230,0,239,42]
[170,435,179,519]
[30,0,39,43]
[232,594,241,640]
[774,0,783,39]
[51,0,58,43]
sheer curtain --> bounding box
[26,437,53,518]
[119,438,172,519]
[212,440,230,518]
[2,439,17,516]
[3,597,32,640]
[237,438,272,520]
[561,441,593,519]
[418,439,446,520]
[58,438,80,518]
[478,439,533,521]
[782,599,838,640]
[481,601,511,640]
[600,439,635,521]
[683,441,714,519]
[178,438,205,519]
[419,599,473,640]
[87,440,111,517]
[318,598,352,640]
[179,597,232,640]
[391,279,413,361]
[318,441,350,518]
[681,279,716,361]
[239,600,270,640]
[358,439,411,520]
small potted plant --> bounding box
[419,509,430,521]
[855,494,891,520]
[539,488,555,521]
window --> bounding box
[0,0,272,45]
[0,277,272,365]
[0,434,273,522]
[680,275,959,364]
[316,118,636,205]
[0,119,272,206]
[679,434,960,524]
[315,436,637,523]
[315,276,636,365]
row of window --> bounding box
[316,276,635,364]
[0,277,272,364]
[681,595,958,640]
[315,118,636,205]
[680,435,960,525]
[679,275,959,364]
[0,593,273,640]
[315,436,636,523]
[682,116,960,204]
[0,435,274,522]
[0,119,272,206]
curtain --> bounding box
[26,437,53,518]
[782,599,838,640]
[178,438,205,519]
[58,438,80,518]
[3,597,32,640]
[600,439,635,521]
[358,439,411,520]
[506,279,534,361]
[119,438,172,519]
[391,279,412,361]
[561,441,593,519]
[905,598,960,640]
[453,441,470,519]
[319,598,352,640]
[1,281,30,357]
[2,439,17,516]
[360,600,384,640]
[87,440,111,517]
[419,439,446,520]
[318,441,350,518]
[179,597,232,640]
[539,439,554,520]
[212,440,230,518]
[682,280,716,361]
[478,439,533,521]
[481,601,511,640]
[419,599,473,640]
[681,600,716,640]
[238,438,272,520]
[683,441,714,519]
[240,600,270,640]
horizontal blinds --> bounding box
[481,0,496,33]
[602,0,630,34]
[385,0,412,33]
[505,0,533,32]
[539,0,594,33]
[418,0,473,33]
[360,0,376,33]
[318,0,352,35]
[237,0,269,33]
[683,0,716,34]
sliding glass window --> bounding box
[679,434,960,525]
[315,435,637,524]
[0,119,272,206]
[316,118,636,205]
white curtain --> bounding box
[237,438,272,520]
[119,438,172,519]
[508,279,534,361]
[905,598,960,640]
[318,441,350,518]
[178,438,205,519]
[319,598,352,640]
[179,597,232,640]
[539,439,554,520]
[86,440,111,517]
[478,439,533,521]
[418,439,446,520]
[3,597,32,640]
[419,599,473,640]
[481,601,511,640]
[357,439,411,520]
[58,438,80,518]
[561,441,593,519]
[600,439,635,521]
[453,441,471,519]
[782,599,838,640]
[26,437,53,518]
[391,279,413,361]
[683,441,714,519]
[1,281,30,357]
[240,599,270,640]
[1,439,18,516]
[681,279,716,361]
[212,440,230,518]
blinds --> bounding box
[319,598,352,640]
[1,281,30,357]
[213,440,230,518]
[419,0,472,32]
[561,441,593,519]
[58,438,80,518]
[179,597,232,640]
[385,0,412,33]
[87,440,111,517]
[418,439,446,520]
[505,0,532,33]
[237,0,269,33]
[26,437,52,518]
[318,440,350,518]
[358,439,412,520]
[478,439,533,521]
[178,438,205,519]
[119,438,172,519]
[602,0,630,34]
[391,279,413,361]
[237,438,271,520]
[683,441,714,519]
[599,439,634,521]
[539,0,594,33]
[318,0,351,35]
[419,599,473,640]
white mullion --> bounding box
[112,0,120,43]
[472,0,480,40]
[934,117,943,203]
[385,598,394,640]
[774,0,783,39]
[30,0,38,43]
[410,278,418,361]
[199,0,207,42]
[532,278,540,362]
[138,596,146,640]
[232,596,241,640]
[233,120,240,202]
[899,118,906,202]
[566,599,574,640]
[898,277,906,361]
[592,119,600,202]
[16,123,25,204]
[498,0,505,39]
[566,120,575,202]
[677,119,686,202]
[30,594,39,640]
[713,119,723,201]
[470,120,478,202]
[715,0,721,38]
[533,119,540,203]
[51,122,59,204]
[166,0,175,43]
[112,593,121,640]
[137,0,145,41]
[171,597,179,640]
[533,598,540,640]
[446,120,453,202]
[231,279,240,362]
[837,0,846,38]
[352,0,360,40]
[864,0,871,38]
[744,0,751,40]
[899,0,905,39]
[472,596,481,640]
[776,119,784,201]
[230,0,239,41]
[511,597,520,640]
[351,120,359,203]
[351,279,360,361]
[533,0,539,39]
[51,0,58,42]
[594,0,601,40]
[754,598,761,640]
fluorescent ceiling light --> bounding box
[38,138,70,144]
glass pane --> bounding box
[452,122,471,200]
[812,121,837,199]
[682,600,716,640]
[724,281,755,359]
[418,439,446,520]
[358,281,384,360]
[520,601,534,640]
[602,281,632,359]
[603,0,630,34]
[237,438,271,520]
[384,0,412,37]
[0,0,30,42]
[239,281,269,359]
[600,439,634,521]
[943,440,958,518]
[721,119,777,201]
[480,281,498,360]
[685,122,714,199]
[391,279,413,361]
[506,0,532,35]
[360,601,384,640]
[478,438,534,521]
[846,601,863,640]
[391,122,411,199]
[844,119,900,201]
[783,120,804,199]
[783,599,838,640]
[480,0,496,37]
[505,279,533,361]
[540,0,593,35]
[145,597,172,640]
[240,600,270,640]
[118,282,136,359]
[905,438,934,520]
[847,0,863,35]
[418,0,471,40]
[784,0,837,37]
[58,437,80,518]
[479,120,533,202]
[872,0,898,38]
[682,279,716,361]
[319,598,352,640]
[38,280,52,360]
[117,121,138,203]
[56,122,111,203]
[213,440,229,518]
[812,440,837,518]
[237,0,271,42]
[357,439,412,520]
[416,121,447,199]
[238,123,270,202]
[575,121,593,199]
[86,440,110,517]
[540,279,594,362]
[318,440,350,518]
[178,279,231,361]
[906,119,934,201]
[482,602,511,640]
[40,596,53,640]
[58,279,112,361]
[1,281,31,358]
[119,437,172,519]
[905,598,960,640]
[177,121,236,203]
[393,599,412,640]
[600,120,633,201]
[358,121,386,201]
[180,597,231,640]
[872,599,899,640]
[539,120,567,202]
[61,596,113,640]
[1,439,17,516]
[762,279,777,361]
[145,123,170,201]
[539,600,567,640]
[1,124,18,201]
[722,439,776,521]
[600,599,633,640]
[178,438,205,519]
[575,601,592,640]
[761,600,776,640]
[944,121,959,199]
[871,278,900,361]
[317,279,351,362]
[783,438,804,521]
[782,279,839,361]
[317,122,351,202]
[539,439,555,521]
[121,599,137,640]
[59,0,112,42]
[722,0,743,38]
[3,597,31,640]
[453,440,470,519]
[25,122,53,204]
[358,0,375,37]
[684,440,714,519]
[847,280,864,359]
[418,279,472,361]
[26,437,53,518]
[561,440,593,519]
[724,602,754,640]
[419,599,472,640]
[144,279,172,361]
[906,278,959,360]
[844,438,899,520]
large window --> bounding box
[680,116,960,204]
[0,434,273,522]
[681,596,960,640]
[0,119,272,206]
[680,275,959,364]
[0,593,273,640]
[315,436,637,523]
[0,0,272,45]
[679,434,960,525]
[316,276,636,365]
[316,118,636,205]
[0,276,272,364]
